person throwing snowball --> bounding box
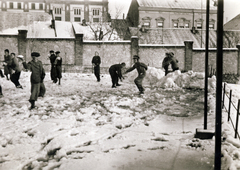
[124,55,148,95]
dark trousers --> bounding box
[50,65,55,81]
[164,66,169,76]
[39,82,46,97]
[94,65,100,81]
[173,67,179,71]
[0,85,2,95]
[30,83,40,101]
[10,71,21,87]
[109,70,119,86]
[4,65,12,76]
[56,66,62,79]
[134,73,145,92]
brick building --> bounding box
[127,0,217,30]
[0,0,109,23]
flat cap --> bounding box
[168,52,174,57]
[133,55,140,59]
[56,51,60,54]
[31,52,40,57]
[49,50,54,53]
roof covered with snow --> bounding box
[137,0,217,10]
[224,14,240,30]
[129,27,240,48]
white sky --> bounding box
[108,0,240,24]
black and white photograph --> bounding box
[0,0,240,169]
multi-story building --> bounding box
[0,0,109,23]
[127,0,217,30]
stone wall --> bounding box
[26,38,75,65]
[192,49,239,74]
[1,30,240,75]
[0,35,18,61]
[139,45,185,69]
[83,42,131,67]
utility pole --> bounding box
[215,0,224,169]
[204,0,210,129]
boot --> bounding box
[0,70,4,78]
[29,100,35,110]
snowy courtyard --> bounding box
[0,67,238,170]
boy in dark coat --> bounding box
[22,52,45,110]
[9,53,23,89]
[54,51,62,85]
[109,62,126,88]
[124,55,148,95]
[162,52,172,76]
[48,50,57,82]
[162,52,179,76]
[92,51,101,82]
[169,52,179,71]
[3,49,12,80]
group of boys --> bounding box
[0,49,62,109]
[1,50,178,109]
[0,49,24,97]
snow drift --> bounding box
[125,66,216,90]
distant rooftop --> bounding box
[137,0,217,10]
[224,14,240,30]
[129,27,240,48]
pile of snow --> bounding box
[221,83,240,170]
[125,67,216,90]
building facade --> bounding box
[0,0,109,23]
[127,0,217,30]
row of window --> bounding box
[54,7,100,16]
[7,2,44,10]
[55,16,100,22]
[143,21,214,29]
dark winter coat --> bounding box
[92,56,101,65]
[49,54,57,65]
[23,60,45,84]
[10,57,21,73]
[126,62,148,75]
[170,58,179,70]
[109,64,124,79]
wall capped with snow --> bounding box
[0,35,18,61]
[26,39,75,65]
[193,49,238,74]
[83,42,131,67]
[139,45,185,69]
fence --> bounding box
[222,82,240,139]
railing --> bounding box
[222,83,240,139]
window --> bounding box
[55,8,62,14]
[173,23,178,28]
[143,22,150,27]
[9,2,13,9]
[74,17,81,22]
[31,3,35,9]
[197,23,202,29]
[185,23,189,28]
[93,9,100,16]
[39,4,43,10]
[93,18,99,22]
[55,16,61,21]
[74,8,81,15]
[209,24,214,29]
[157,22,163,28]
[18,3,21,9]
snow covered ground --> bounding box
[221,82,240,170]
[0,67,229,170]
